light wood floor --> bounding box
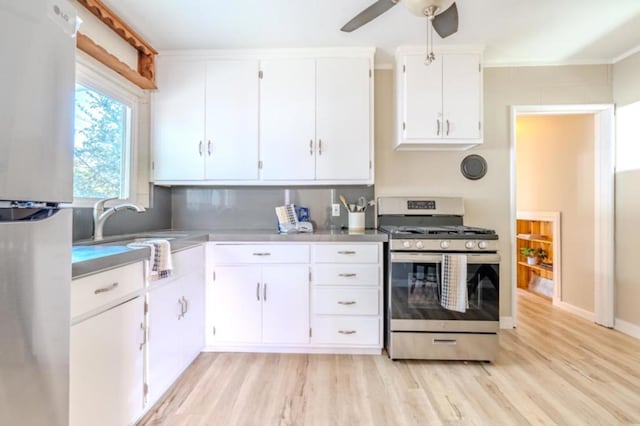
[139,290,640,425]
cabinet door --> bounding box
[261,265,309,345]
[181,271,205,367]
[70,297,144,426]
[260,59,316,180]
[442,54,481,139]
[205,60,259,180]
[403,54,443,140]
[211,266,262,344]
[316,58,371,181]
[153,60,206,180]
[147,280,183,404]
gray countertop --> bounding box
[72,229,387,278]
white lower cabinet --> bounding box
[206,242,382,353]
[147,246,205,407]
[70,261,145,426]
[209,263,310,346]
[310,243,383,350]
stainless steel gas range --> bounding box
[378,197,500,361]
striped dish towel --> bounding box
[128,239,173,280]
[440,254,468,312]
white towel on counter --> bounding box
[128,239,173,280]
[440,254,468,312]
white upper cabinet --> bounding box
[153,60,206,180]
[316,58,371,181]
[152,48,374,185]
[205,60,259,180]
[396,47,483,150]
[260,56,372,183]
[260,58,316,181]
[153,58,259,182]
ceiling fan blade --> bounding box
[340,0,398,32]
[432,2,458,38]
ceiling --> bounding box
[101,0,640,67]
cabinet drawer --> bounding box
[313,288,379,316]
[72,262,144,319]
[312,317,380,345]
[313,244,378,263]
[212,244,309,264]
[313,265,379,286]
[172,245,204,278]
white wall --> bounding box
[613,52,640,328]
[374,64,612,318]
[516,114,595,312]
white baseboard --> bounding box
[554,301,595,322]
[500,316,514,329]
[615,318,640,340]
[203,345,382,355]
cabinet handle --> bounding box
[94,282,118,295]
[433,338,457,345]
[338,273,357,278]
[263,283,267,302]
[436,119,441,136]
[139,322,146,351]
[256,282,260,301]
[199,140,203,156]
[182,296,188,315]
[446,120,450,136]
[178,298,185,320]
[318,139,322,155]
[337,251,356,255]
[207,140,212,156]
[309,139,313,156]
[337,301,356,305]
[338,330,357,335]
[252,252,271,257]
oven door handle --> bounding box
[391,253,501,264]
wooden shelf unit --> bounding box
[516,218,554,289]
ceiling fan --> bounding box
[340,0,459,38]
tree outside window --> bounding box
[74,84,130,199]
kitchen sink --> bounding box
[75,232,188,246]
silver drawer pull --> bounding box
[337,251,356,255]
[252,252,271,256]
[337,301,356,305]
[338,330,357,335]
[338,273,357,278]
[432,338,457,345]
[94,282,118,295]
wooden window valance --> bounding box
[76,0,157,90]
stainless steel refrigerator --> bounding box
[0,1,78,424]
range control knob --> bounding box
[465,240,476,249]
[440,240,450,249]
[415,241,424,249]
[403,240,411,249]
[478,241,489,250]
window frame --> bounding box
[72,55,143,207]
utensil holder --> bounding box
[348,211,365,231]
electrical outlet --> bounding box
[331,203,340,217]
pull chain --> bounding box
[425,17,435,65]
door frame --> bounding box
[509,104,615,328]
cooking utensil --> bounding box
[339,194,350,211]
[349,204,356,212]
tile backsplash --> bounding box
[171,186,375,231]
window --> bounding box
[616,101,640,172]
[74,84,131,199]
[73,58,143,207]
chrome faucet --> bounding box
[93,197,146,241]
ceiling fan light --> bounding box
[402,0,454,17]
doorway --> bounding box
[510,105,614,328]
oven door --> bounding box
[388,252,500,333]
